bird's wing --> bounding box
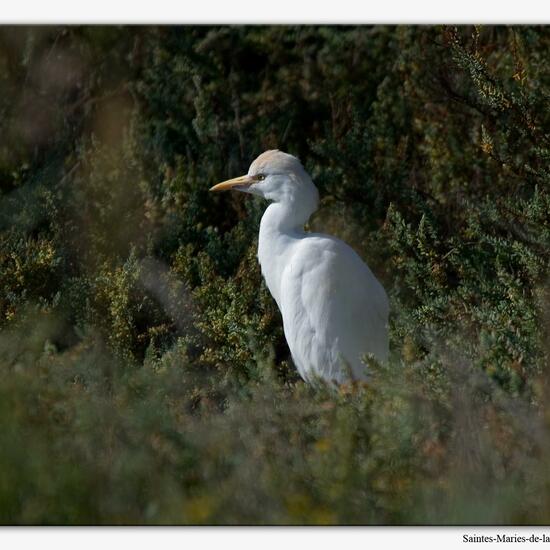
[281,234,389,382]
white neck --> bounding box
[257,197,315,308]
[261,199,309,232]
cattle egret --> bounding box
[210,150,389,384]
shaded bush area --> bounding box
[0,25,549,524]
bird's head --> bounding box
[210,150,319,212]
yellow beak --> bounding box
[209,174,254,192]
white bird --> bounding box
[210,150,389,385]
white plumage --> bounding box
[210,150,389,384]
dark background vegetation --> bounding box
[0,25,549,524]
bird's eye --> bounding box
[256,174,266,181]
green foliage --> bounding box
[0,25,549,524]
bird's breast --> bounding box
[257,233,297,310]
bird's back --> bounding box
[279,233,389,384]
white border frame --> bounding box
[0,0,549,24]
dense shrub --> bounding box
[0,25,549,524]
